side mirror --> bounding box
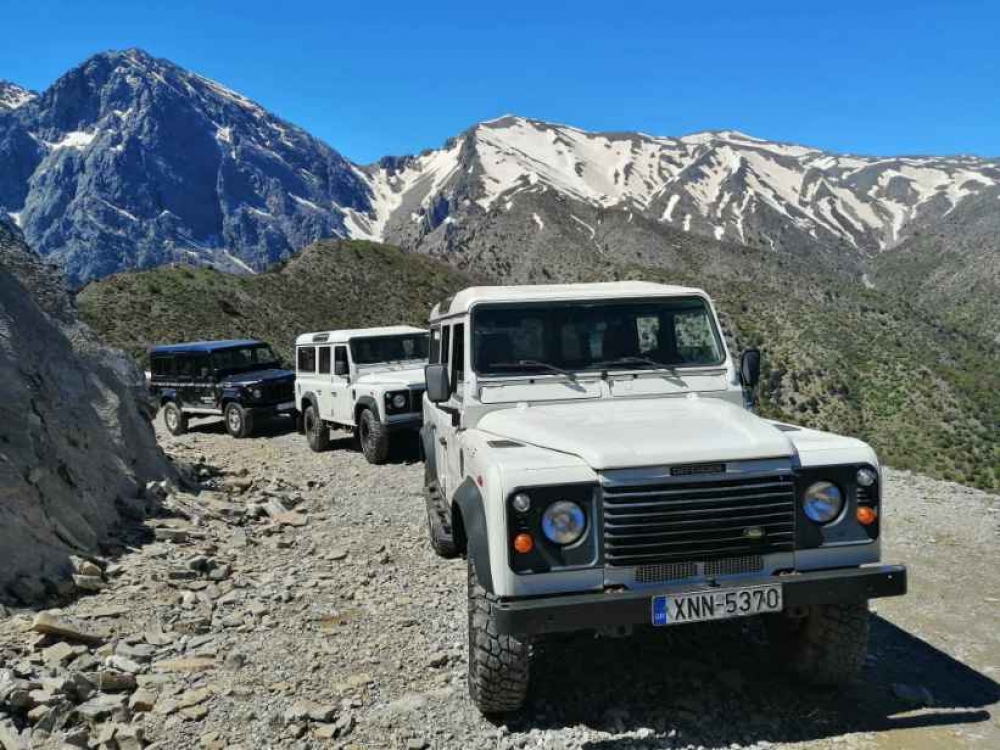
[334,360,348,377]
[425,363,450,403]
[740,349,761,388]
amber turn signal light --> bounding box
[856,506,878,526]
[513,533,534,554]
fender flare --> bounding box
[299,390,319,413]
[355,395,380,422]
[159,388,180,405]
[453,477,493,594]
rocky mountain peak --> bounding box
[0,80,36,110]
[1,49,372,285]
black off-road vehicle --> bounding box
[149,339,296,438]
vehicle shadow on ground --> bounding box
[508,616,997,747]
[323,430,423,465]
[182,414,298,438]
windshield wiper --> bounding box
[490,360,577,381]
[590,356,670,370]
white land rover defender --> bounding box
[295,326,428,464]
[420,282,907,715]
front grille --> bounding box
[636,562,697,583]
[409,388,425,413]
[704,555,763,576]
[635,555,763,584]
[265,381,294,402]
[603,474,796,567]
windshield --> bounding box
[212,344,281,373]
[350,334,429,365]
[473,297,724,376]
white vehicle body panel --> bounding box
[295,326,427,429]
[423,282,886,598]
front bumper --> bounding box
[248,401,297,417]
[493,564,906,636]
[385,413,422,432]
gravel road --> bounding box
[1,416,997,750]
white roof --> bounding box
[430,281,707,319]
[295,325,427,346]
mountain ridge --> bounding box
[2,48,999,288]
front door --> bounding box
[328,345,351,425]
[431,323,466,498]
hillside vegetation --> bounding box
[79,239,998,492]
[77,240,477,362]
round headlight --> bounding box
[541,501,586,545]
[392,393,407,409]
[251,387,263,400]
[511,493,531,513]
[803,481,843,524]
[856,467,877,487]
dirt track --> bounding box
[2,415,997,749]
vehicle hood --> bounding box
[477,396,794,470]
[220,368,294,386]
[354,367,425,388]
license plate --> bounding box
[277,401,295,412]
[651,584,782,626]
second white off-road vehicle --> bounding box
[295,326,428,464]
[420,281,907,715]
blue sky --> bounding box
[2,0,998,163]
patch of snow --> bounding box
[570,214,596,238]
[291,194,322,212]
[48,131,98,151]
[714,226,724,241]
[9,212,22,228]
[662,194,680,222]
[532,213,544,230]
[861,273,875,289]
[683,214,691,232]
[221,250,257,274]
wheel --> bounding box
[303,404,330,452]
[467,558,531,715]
[358,408,390,464]
[162,401,188,436]
[425,477,458,558]
[224,402,254,439]
[765,600,871,686]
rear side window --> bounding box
[318,346,331,374]
[297,346,316,373]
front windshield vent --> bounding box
[487,440,524,449]
[670,463,726,477]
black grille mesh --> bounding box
[603,474,796,567]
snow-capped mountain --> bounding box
[0,50,369,284]
[0,81,37,110]
[352,116,1000,258]
[2,50,998,286]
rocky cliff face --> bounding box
[0,224,171,603]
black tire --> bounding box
[425,480,458,559]
[162,401,188,436]
[303,404,330,452]
[467,558,531,715]
[358,408,390,464]
[765,600,871,686]
[224,402,254,439]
